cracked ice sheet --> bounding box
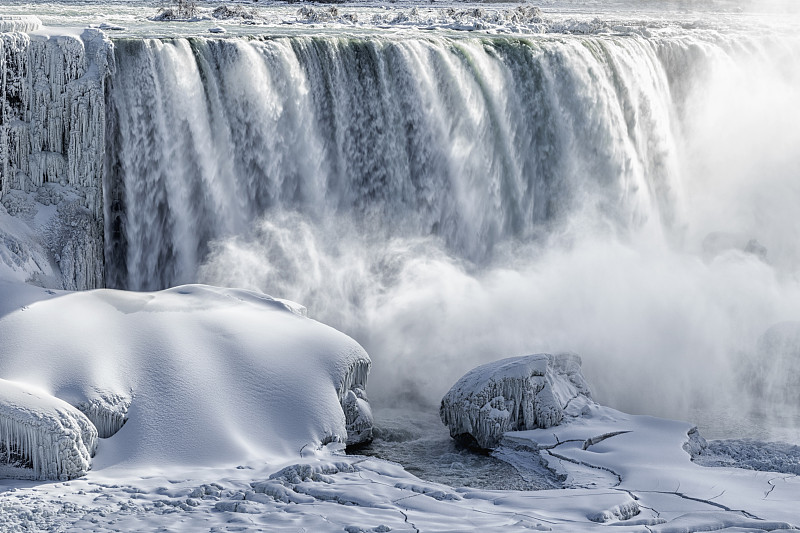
[503,403,800,527]
[0,457,644,533]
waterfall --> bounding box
[105,34,687,291]
[101,31,800,434]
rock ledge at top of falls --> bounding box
[440,353,592,449]
[0,16,42,33]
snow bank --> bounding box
[0,378,97,480]
[0,283,372,468]
[440,353,592,448]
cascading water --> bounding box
[104,29,800,444]
[105,34,681,290]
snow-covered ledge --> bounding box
[0,378,97,480]
[440,353,592,448]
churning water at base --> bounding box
[103,28,800,441]
[349,408,560,491]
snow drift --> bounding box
[0,378,97,480]
[440,353,592,448]
[0,283,372,469]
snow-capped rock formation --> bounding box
[0,378,97,480]
[0,283,372,466]
[440,353,592,448]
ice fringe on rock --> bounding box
[336,357,373,446]
[440,353,592,449]
[74,393,131,438]
[0,378,97,480]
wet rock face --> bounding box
[440,353,592,449]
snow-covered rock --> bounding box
[0,378,97,480]
[0,283,372,467]
[440,353,591,448]
[342,386,373,446]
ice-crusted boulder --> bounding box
[0,378,97,480]
[440,353,592,449]
[342,385,373,446]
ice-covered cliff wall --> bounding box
[0,26,112,290]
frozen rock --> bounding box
[208,27,226,34]
[587,499,640,523]
[334,355,373,446]
[440,353,592,448]
[0,284,373,465]
[342,386,373,446]
[0,378,97,480]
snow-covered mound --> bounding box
[0,282,372,469]
[440,353,591,448]
[0,378,97,480]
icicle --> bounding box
[333,350,373,446]
[75,393,131,438]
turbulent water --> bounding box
[99,26,800,440]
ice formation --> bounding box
[74,393,131,438]
[440,353,592,448]
[0,26,112,290]
[0,378,97,480]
